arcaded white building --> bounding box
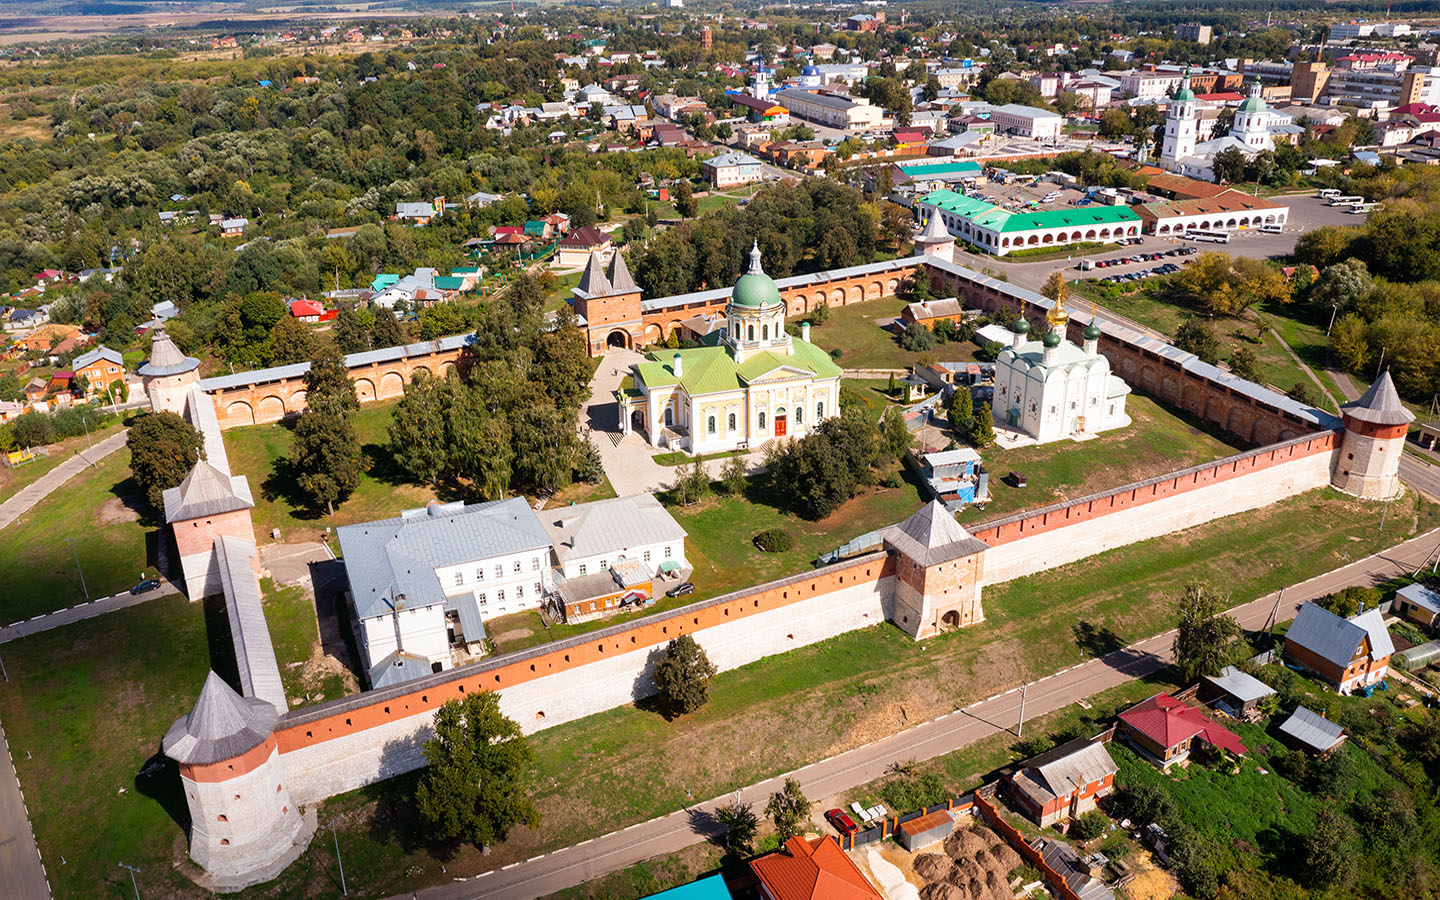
[993,297,1131,444]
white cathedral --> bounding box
[1160,75,1291,182]
[992,295,1132,445]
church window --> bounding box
[478,594,487,605]
[748,324,755,341]
[664,408,673,426]
[498,589,506,601]
[513,560,521,573]
[476,567,484,581]
[644,550,651,562]
[816,401,824,419]
[707,415,716,435]
[759,411,767,429]
[763,324,769,340]
[532,557,540,570]
[728,412,737,431]
[665,546,672,558]
[516,585,524,598]
[579,564,587,575]
[796,406,804,424]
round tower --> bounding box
[164,672,313,890]
[1332,371,1413,500]
[913,211,956,264]
[138,329,201,415]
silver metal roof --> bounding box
[217,535,288,713]
[1034,739,1118,798]
[882,499,988,566]
[72,345,123,369]
[1279,705,1345,752]
[368,650,434,690]
[448,594,487,644]
[196,334,474,392]
[1286,603,1393,668]
[577,250,612,297]
[1397,582,1440,615]
[1203,665,1276,704]
[1341,371,1414,426]
[162,460,254,523]
[543,493,686,564]
[138,330,200,378]
[163,671,277,765]
[336,496,551,620]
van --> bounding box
[1260,224,1283,234]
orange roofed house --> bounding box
[751,835,882,900]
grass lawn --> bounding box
[542,846,727,900]
[0,447,158,623]
[652,448,749,467]
[548,475,619,507]
[953,393,1245,526]
[807,298,984,370]
[1003,241,1121,262]
[0,487,1424,900]
[0,421,126,504]
[544,270,583,313]
[263,577,353,706]
[1073,280,1189,338]
[222,400,435,545]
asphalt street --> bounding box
[396,525,1440,900]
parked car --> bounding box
[825,808,859,837]
[665,581,695,598]
[130,578,161,595]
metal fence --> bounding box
[839,792,978,851]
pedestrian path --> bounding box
[0,429,128,531]
[0,582,180,643]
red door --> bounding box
[774,415,787,437]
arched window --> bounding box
[664,408,673,426]
[796,406,804,425]
[747,324,755,341]
[727,412,737,431]
[762,324,769,340]
[759,411,767,430]
[707,415,716,435]
[816,401,825,420]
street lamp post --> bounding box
[325,820,349,896]
[119,862,141,900]
[80,412,96,469]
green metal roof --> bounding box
[896,160,984,178]
[523,220,548,236]
[634,338,840,397]
[735,337,842,383]
[1174,87,1195,102]
[1238,94,1266,113]
[919,190,1140,234]
[433,276,467,290]
[732,271,782,308]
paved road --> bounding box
[0,581,178,643]
[0,719,49,900]
[0,429,128,531]
[397,527,1440,900]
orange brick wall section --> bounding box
[274,553,896,752]
[968,432,1338,548]
[182,734,278,783]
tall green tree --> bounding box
[1171,582,1241,683]
[370,305,406,349]
[334,303,371,354]
[971,402,995,448]
[947,385,974,431]
[652,634,718,716]
[415,691,540,849]
[1302,808,1359,891]
[673,180,698,218]
[1174,317,1222,364]
[291,342,362,515]
[766,778,812,843]
[127,411,205,511]
[269,313,321,365]
[387,372,449,486]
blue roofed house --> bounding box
[336,498,555,688]
[641,874,732,899]
[914,448,989,511]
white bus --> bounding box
[1260,223,1284,234]
[1328,195,1365,207]
[1316,188,1341,199]
[1186,229,1231,243]
[1349,202,1378,214]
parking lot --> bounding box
[1080,245,1200,283]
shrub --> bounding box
[753,528,794,553]
[878,771,950,812]
[1070,810,1109,841]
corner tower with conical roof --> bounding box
[724,241,790,364]
[913,210,957,264]
[163,671,313,889]
[883,500,989,639]
[139,328,201,415]
[1332,371,1413,499]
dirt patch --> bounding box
[1118,848,1179,900]
[94,496,139,526]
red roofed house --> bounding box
[289,299,337,323]
[556,225,614,267]
[892,128,931,150]
[751,835,883,900]
[1117,692,1247,769]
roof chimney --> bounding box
[672,352,683,378]
[801,321,811,342]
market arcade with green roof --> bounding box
[616,242,843,454]
[918,189,1141,257]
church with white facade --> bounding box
[1161,76,1292,182]
[992,296,1132,445]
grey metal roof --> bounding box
[1286,603,1380,668]
[1033,738,1118,798]
[188,386,231,474]
[395,201,435,218]
[1204,666,1276,704]
[336,496,551,620]
[882,500,988,566]
[775,88,868,111]
[1397,582,1440,615]
[369,650,434,689]
[217,535,288,713]
[577,250,612,297]
[1353,607,1395,657]
[197,334,474,392]
[543,493,686,564]
[1279,705,1345,752]
[137,330,200,378]
[163,460,254,523]
[72,345,123,369]
[448,595,487,643]
[606,249,638,294]
[163,671,277,765]
[1341,371,1414,426]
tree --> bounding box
[415,691,540,849]
[878,407,911,460]
[12,413,53,448]
[1070,810,1108,841]
[947,385,974,431]
[673,180,698,218]
[1171,582,1241,683]
[899,321,935,351]
[721,455,748,496]
[652,634,717,716]
[127,411,205,511]
[1318,585,1379,618]
[1288,381,1322,407]
[1302,808,1358,891]
[1174,317,1222,364]
[971,402,995,448]
[766,778,812,843]
[715,800,759,856]
[1310,259,1373,316]
[671,459,711,506]
[269,313,320,365]
[1211,146,1247,184]
[1041,270,1069,308]
[291,342,362,515]
[387,372,449,485]
[334,303,371,354]
[1228,346,1262,382]
[370,305,406,348]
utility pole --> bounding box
[67,538,89,600]
[119,862,141,900]
[80,412,96,469]
[326,820,349,896]
[1017,682,1028,737]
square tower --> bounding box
[884,501,988,640]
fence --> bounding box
[840,791,977,851]
[974,793,1084,900]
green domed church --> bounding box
[616,242,843,453]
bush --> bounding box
[1288,381,1321,407]
[878,771,950,812]
[1070,810,1109,841]
[753,527,794,553]
[829,348,843,359]
[899,321,936,351]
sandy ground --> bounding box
[867,846,922,900]
[1120,847,1180,900]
